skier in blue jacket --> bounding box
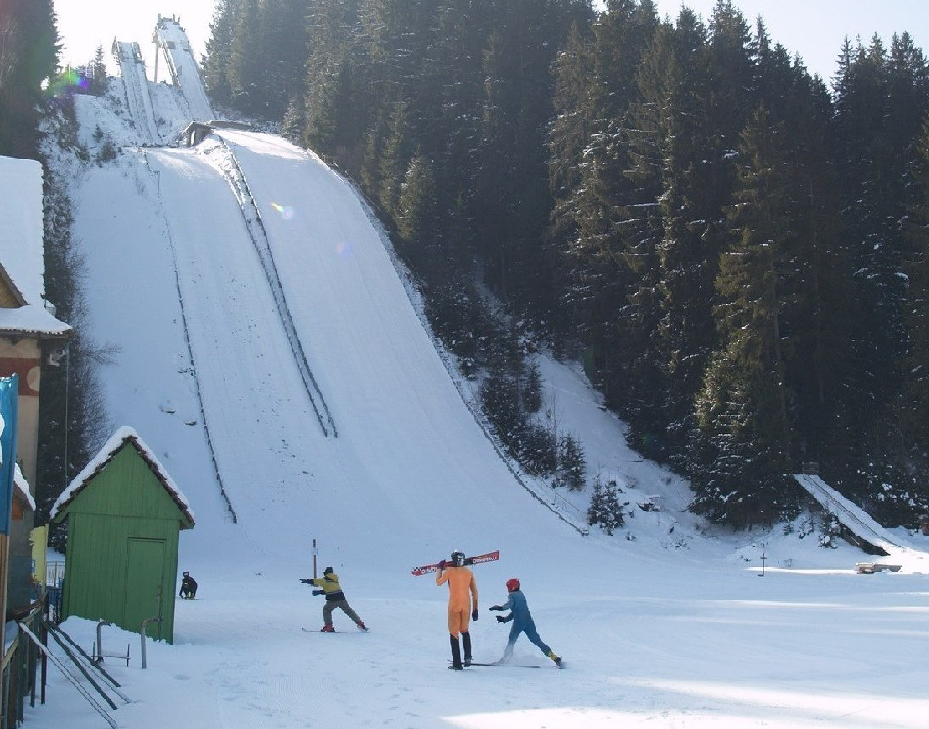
[489,578,562,667]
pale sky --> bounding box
[54,1,216,74]
[54,1,929,84]
[652,0,929,81]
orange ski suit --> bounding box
[436,566,478,638]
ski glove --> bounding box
[496,615,506,623]
[300,578,313,584]
[312,590,325,596]
[472,610,479,621]
[488,605,502,611]
[438,560,448,570]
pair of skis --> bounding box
[411,549,499,576]
[450,660,565,669]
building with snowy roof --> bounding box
[0,155,72,624]
[0,155,71,489]
[50,427,195,643]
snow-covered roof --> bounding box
[0,156,72,339]
[13,463,35,511]
[50,426,195,525]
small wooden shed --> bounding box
[50,427,195,643]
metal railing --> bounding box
[1,602,44,728]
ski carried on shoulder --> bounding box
[412,550,499,576]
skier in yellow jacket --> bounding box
[301,567,367,632]
[436,550,478,669]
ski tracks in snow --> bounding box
[203,134,337,438]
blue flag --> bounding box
[0,375,19,536]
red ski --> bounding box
[411,550,499,576]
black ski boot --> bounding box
[462,632,472,667]
[448,634,463,670]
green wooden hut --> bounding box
[50,427,195,643]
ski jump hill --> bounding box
[793,474,901,553]
[792,474,929,571]
[112,16,213,145]
[74,16,598,577]
[111,41,159,145]
[151,15,214,122]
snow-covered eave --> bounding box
[50,426,195,527]
[0,305,72,339]
[13,464,35,511]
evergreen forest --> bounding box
[3,0,929,530]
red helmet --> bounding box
[506,578,520,592]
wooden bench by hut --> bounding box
[50,427,195,643]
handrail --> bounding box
[140,617,162,669]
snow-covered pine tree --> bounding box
[587,477,623,535]
[557,433,586,491]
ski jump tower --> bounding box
[152,15,214,121]
[111,40,160,144]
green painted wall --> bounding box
[58,444,191,643]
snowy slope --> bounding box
[120,130,590,576]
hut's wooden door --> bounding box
[125,538,166,639]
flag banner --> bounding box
[0,375,19,536]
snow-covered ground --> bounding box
[25,36,929,729]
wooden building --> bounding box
[0,156,71,624]
[50,427,195,643]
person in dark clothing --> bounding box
[301,566,367,632]
[179,572,198,599]
[489,578,561,666]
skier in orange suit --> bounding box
[436,550,479,669]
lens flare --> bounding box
[270,202,294,220]
[46,69,91,98]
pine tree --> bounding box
[376,97,411,221]
[89,45,108,96]
[692,105,795,527]
[397,153,438,247]
[260,0,311,118]
[0,0,59,156]
[480,365,522,451]
[227,0,264,115]
[621,10,718,459]
[549,0,659,407]
[587,477,623,535]
[202,0,236,107]
[522,361,543,414]
[557,433,586,491]
[832,33,929,504]
[897,114,929,514]
[303,0,364,162]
